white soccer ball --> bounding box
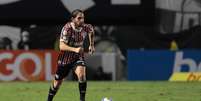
[102,97,112,101]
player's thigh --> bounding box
[55,64,71,80]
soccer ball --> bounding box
[101,97,112,101]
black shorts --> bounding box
[54,59,86,80]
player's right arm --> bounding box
[59,41,83,53]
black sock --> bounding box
[79,82,87,101]
[47,85,58,101]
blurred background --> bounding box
[0,0,201,82]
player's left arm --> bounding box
[88,24,95,54]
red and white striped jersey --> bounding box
[57,22,94,65]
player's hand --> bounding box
[88,45,95,54]
[75,47,84,53]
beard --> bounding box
[74,21,84,26]
[77,22,84,27]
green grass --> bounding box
[0,81,201,101]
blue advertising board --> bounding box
[127,50,201,81]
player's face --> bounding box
[73,13,84,27]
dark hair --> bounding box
[71,9,84,19]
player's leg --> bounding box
[74,62,87,101]
[47,79,63,101]
[47,65,71,101]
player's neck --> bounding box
[70,22,82,32]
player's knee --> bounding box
[78,75,86,83]
[55,74,63,80]
[53,79,63,88]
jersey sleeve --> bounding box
[85,24,94,33]
[59,24,71,44]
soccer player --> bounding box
[47,9,95,101]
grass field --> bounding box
[0,81,201,101]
